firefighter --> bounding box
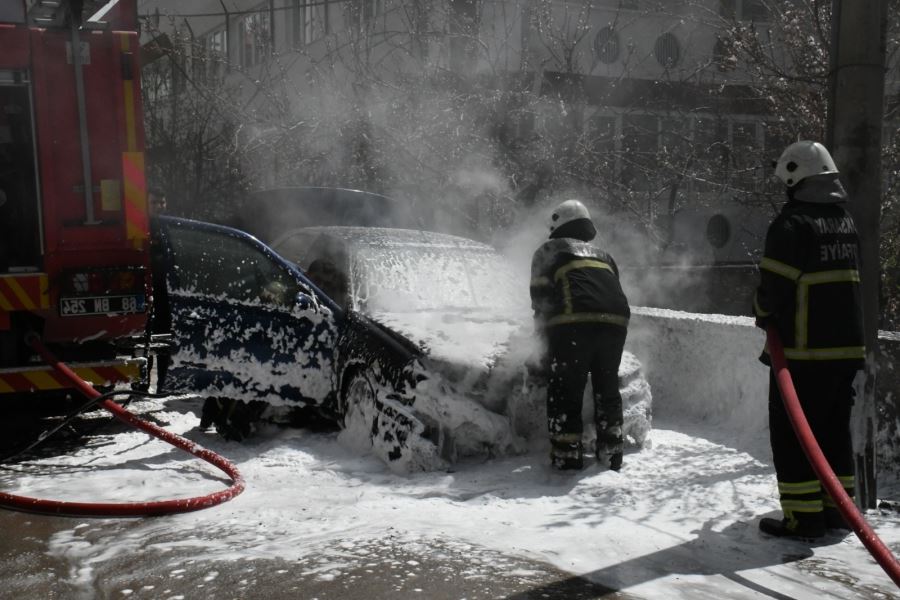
[530,199,631,471]
[754,141,864,539]
[148,187,168,214]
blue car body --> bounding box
[155,216,341,409]
[152,216,422,449]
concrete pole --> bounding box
[826,0,887,509]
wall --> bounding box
[628,306,900,474]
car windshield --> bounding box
[351,243,527,314]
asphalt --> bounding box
[0,399,635,600]
[0,509,633,600]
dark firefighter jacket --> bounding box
[530,220,630,331]
[753,174,865,365]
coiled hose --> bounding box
[0,333,244,517]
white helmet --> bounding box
[549,199,591,233]
[774,141,838,187]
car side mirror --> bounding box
[294,290,323,314]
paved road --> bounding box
[0,509,632,600]
[0,398,631,600]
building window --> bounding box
[600,0,639,9]
[594,27,620,64]
[293,0,329,47]
[720,0,769,21]
[712,36,736,72]
[239,4,271,68]
[621,114,659,190]
[292,0,312,47]
[363,0,384,24]
[0,2,25,23]
[589,115,617,155]
[653,32,680,68]
[196,27,228,83]
[449,0,478,73]
[729,120,759,189]
[692,116,728,192]
[143,55,175,101]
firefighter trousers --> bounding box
[768,363,858,524]
[547,323,627,453]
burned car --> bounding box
[154,217,651,471]
[152,216,434,469]
[271,227,652,460]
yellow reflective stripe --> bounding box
[530,276,552,287]
[783,346,866,360]
[781,499,823,513]
[554,259,613,282]
[760,257,801,280]
[823,496,855,509]
[837,475,855,488]
[795,269,860,350]
[76,368,106,386]
[547,313,629,327]
[552,433,581,444]
[779,480,822,495]
[554,259,614,314]
[799,269,860,285]
[796,280,809,348]
[5,278,36,310]
[24,370,62,390]
[753,293,771,317]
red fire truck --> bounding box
[0,0,151,396]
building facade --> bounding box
[135,1,828,267]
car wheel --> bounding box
[200,397,266,441]
[340,371,378,452]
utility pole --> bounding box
[826,0,887,509]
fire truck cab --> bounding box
[0,0,151,395]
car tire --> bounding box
[340,370,378,452]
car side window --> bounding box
[274,233,351,308]
[168,226,298,306]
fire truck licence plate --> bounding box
[59,295,146,316]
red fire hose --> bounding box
[767,326,900,588]
[0,333,244,517]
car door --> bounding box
[159,218,338,409]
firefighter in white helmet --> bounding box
[530,199,631,471]
[754,141,864,539]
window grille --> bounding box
[653,32,680,68]
[594,27,620,64]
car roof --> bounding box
[228,187,422,241]
[272,226,495,252]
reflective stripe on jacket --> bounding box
[753,198,865,363]
[530,238,630,329]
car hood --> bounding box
[368,308,531,372]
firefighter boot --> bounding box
[550,435,584,471]
[759,512,825,540]
[596,425,624,471]
[824,507,851,531]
